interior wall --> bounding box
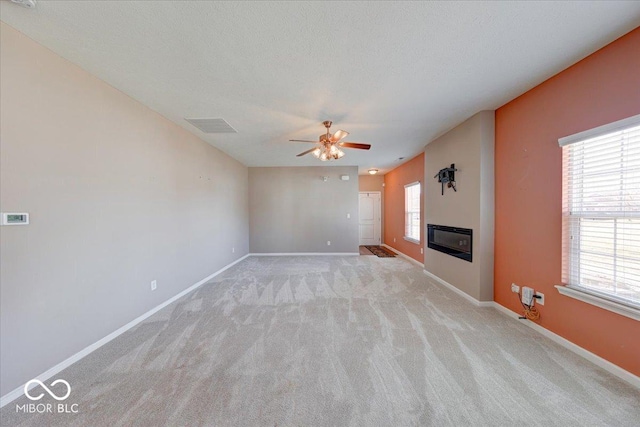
[424,111,495,301]
[0,23,250,396]
[249,167,359,253]
[358,174,385,243]
[495,27,640,376]
[383,153,424,263]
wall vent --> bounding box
[184,118,237,134]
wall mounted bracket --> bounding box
[434,163,457,195]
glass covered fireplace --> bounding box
[427,224,472,262]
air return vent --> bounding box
[184,118,237,134]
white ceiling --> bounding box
[2,1,639,174]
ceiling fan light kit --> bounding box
[291,120,371,161]
[313,144,345,161]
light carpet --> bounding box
[2,255,639,426]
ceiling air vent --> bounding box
[184,118,237,134]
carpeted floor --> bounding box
[2,255,639,426]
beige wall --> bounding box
[249,167,359,253]
[358,174,385,243]
[0,23,249,395]
[424,111,494,301]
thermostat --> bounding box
[1,213,29,225]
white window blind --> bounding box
[405,182,420,242]
[561,115,640,308]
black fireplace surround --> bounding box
[427,224,472,262]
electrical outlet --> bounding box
[522,286,534,304]
[232,247,235,253]
[394,238,396,242]
[327,241,331,246]
[347,213,350,219]
[420,248,424,254]
[511,283,520,293]
[151,280,157,291]
[535,292,545,305]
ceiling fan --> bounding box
[290,121,371,161]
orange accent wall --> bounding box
[495,27,640,376]
[384,153,424,263]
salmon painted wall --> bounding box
[384,153,424,263]
[495,27,640,376]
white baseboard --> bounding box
[381,244,425,268]
[491,302,640,389]
[0,253,251,408]
[250,252,359,256]
[422,269,494,307]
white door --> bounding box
[359,192,381,246]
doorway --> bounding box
[359,192,381,246]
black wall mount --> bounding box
[434,163,457,195]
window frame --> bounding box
[558,113,640,321]
[404,181,421,244]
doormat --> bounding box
[364,246,396,258]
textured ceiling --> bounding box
[1,1,639,174]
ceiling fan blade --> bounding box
[296,147,318,157]
[289,139,319,143]
[330,129,349,142]
[340,142,371,150]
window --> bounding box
[404,182,420,243]
[559,114,640,316]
